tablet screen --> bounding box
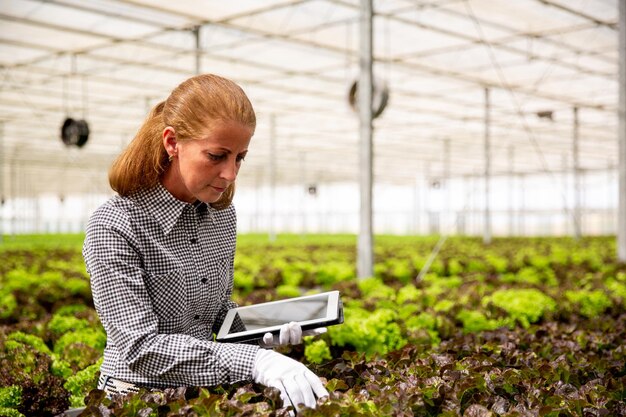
[227,296,328,332]
[216,291,342,343]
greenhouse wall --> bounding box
[0,170,617,237]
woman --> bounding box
[83,74,328,411]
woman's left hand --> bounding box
[260,321,327,347]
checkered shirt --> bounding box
[83,183,259,389]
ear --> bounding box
[163,126,178,157]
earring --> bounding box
[168,155,174,162]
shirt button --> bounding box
[194,314,200,320]
[201,278,208,284]
[190,238,198,244]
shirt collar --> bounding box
[193,199,209,214]
[136,183,193,235]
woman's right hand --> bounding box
[252,348,329,411]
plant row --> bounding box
[0,235,624,416]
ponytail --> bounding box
[109,101,169,196]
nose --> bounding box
[220,157,238,182]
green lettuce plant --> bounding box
[484,254,508,273]
[328,306,406,358]
[565,289,612,318]
[233,269,255,295]
[396,284,421,304]
[53,328,106,371]
[0,293,17,320]
[483,288,557,328]
[276,284,301,298]
[0,332,70,415]
[456,309,503,334]
[63,358,103,407]
[304,338,332,365]
[403,312,440,345]
[0,386,21,409]
[315,261,354,287]
[605,273,626,303]
[0,408,25,417]
[500,266,557,286]
[47,314,91,336]
[357,277,395,300]
[7,332,51,356]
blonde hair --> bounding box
[109,74,256,210]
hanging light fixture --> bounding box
[536,110,554,121]
[60,117,90,148]
[348,78,390,119]
[59,54,90,148]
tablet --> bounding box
[216,290,343,343]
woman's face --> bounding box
[162,120,253,204]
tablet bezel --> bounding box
[216,290,342,343]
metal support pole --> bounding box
[300,151,307,236]
[425,162,437,234]
[443,138,450,233]
[357,0,374,279]
[0,122,3,243]
[413,174,419,234]
[618,0,626,261]
[508,145,515,236]
[459,175,468,235]
[10,158,16,236]
[518,174,528,236]
[193,26,201,75]
[602,159,613,235]
[573,107,582,239]
[469,175,475,234]
[484,88,492,244]
[254,170,262,232]
[269,115,276,242]
[562,153,569,234]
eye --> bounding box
[236,154,246,162]
[208,153,226,161]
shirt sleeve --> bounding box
[83,204,259,387]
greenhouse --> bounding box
[0,0,624,416]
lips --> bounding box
[211,185,226,193]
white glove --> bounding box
[261,321,327,347]
[252,348,329,410]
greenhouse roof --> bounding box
[0,0,619,196]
